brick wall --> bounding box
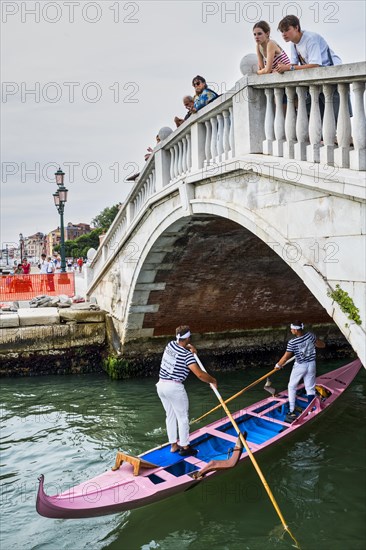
[144,216,330,336]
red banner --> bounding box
[0,273,75,302]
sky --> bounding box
[1,0,365,252]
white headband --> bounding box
[291,323,304,330]
[177,330,191,341]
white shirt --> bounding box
[46,261,55,274]
[291,30,342,66]
[39,259,48,274]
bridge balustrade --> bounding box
[251,63,366,170]
[90,62,366,285]
[200,101,235,167]
[168,128,192,182]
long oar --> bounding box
[192,356,295,425]
[194,353,300,549]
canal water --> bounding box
[1,359,365,550]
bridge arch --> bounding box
[123,199,334,345]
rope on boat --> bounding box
[194,353,301,550]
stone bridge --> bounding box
[86,59,366,366]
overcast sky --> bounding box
[1,0,365,251]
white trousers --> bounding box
[156,380,190,447]
[288,360,316,412]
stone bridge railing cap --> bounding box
[240,53,258,76]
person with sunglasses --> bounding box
[192,75,219,113]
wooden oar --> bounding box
[194,353,301,549]
[191,356,295,425]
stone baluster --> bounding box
[334,83,352,168]
[320,84,336,166]
[263,88,275,155]
[307,85,322,162]
[182,137,188,173]
[186,133,192,170]
[350,82,366,170]
[217,113,224,161]
[283,87,296,159]
[294,86,309,161]
[273,88,286,156]
[204,120,212,164]
[210,116,218,161]
[229,106,235,157]
[169,148,174,180]
[223,109,231,159]
[177,140,183,176]
[173,144,179,178]
[152,169,156,193]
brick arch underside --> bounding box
[142,215,330,336]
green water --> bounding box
[1,359,365,550]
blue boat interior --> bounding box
[143,394,312,480]
[142,433,239,471]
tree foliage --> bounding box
[54,228,103,258]
[92,204,120,231]
[54,204,120,258]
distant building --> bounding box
[46,227,63,257]
[66,222,91,240]
[26,232,46,261]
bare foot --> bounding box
[170,443,180,453]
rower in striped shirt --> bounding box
[156,325,217,456]
[275,321,326,423]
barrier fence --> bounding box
[0,273,75,302]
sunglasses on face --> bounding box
[193,81,203,86]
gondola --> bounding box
[36,358,362,519]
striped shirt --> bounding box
[261,43,290,70]
[287,332,316,364]
[159,341,196,382]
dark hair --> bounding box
[41,253,46,257]
[176,325,191,339]
[278,15,301,32]
[253,20,271,34]
[291,320,304,329]
[192,75,206,85]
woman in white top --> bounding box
[253,20,290,74]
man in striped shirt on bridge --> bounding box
[275,321,326,422]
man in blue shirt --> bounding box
[192,75,219,112]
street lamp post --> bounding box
[53,168,68,273]
[19,233,24,261]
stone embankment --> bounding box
[0,304,106,376]
[0,303,354,378]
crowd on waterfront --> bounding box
[2,254,85,276]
